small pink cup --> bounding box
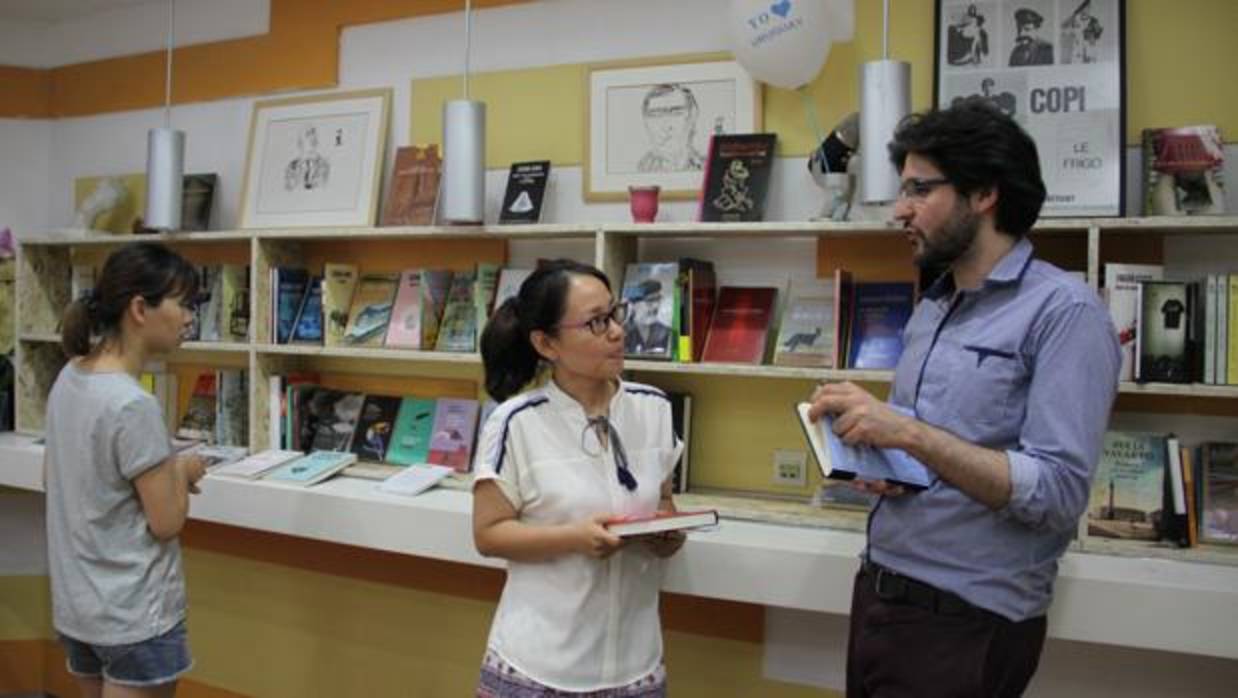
[628,185,660,223]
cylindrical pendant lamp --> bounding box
[145,127,185,230]
[859,59,910,203]
[441,99,486,224]
[145,0,184,231]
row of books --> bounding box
[1088,433,1237,547]
[271,263,528,352]
[619,260,915,370]
[1104,263,1238,384]
[171,369,249,447]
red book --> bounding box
[604,509,719,537]
[700,286,779,364]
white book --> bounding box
[377,464,453,497]
[604,509,719,537]
[192,445,250,471]
[212,449,303,479]
[269,374,283,450]
[264,450,357,487]
[1104,263,1164,381]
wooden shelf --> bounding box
[254,343,482,364]
[1118,381,1238,398]
[625,359,893,383]
[20,230,254,245]
[253,223,596,242]
[18,332,59,343]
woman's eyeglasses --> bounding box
[556,302,629,336]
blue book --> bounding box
[264,450,357,487]
[290,276,323,344]
[795,402,933,490]
[846,282,915,369]
[274,267,309,344]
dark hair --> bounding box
[888,98,1046,236]
[61,241,199,358]
[480,259,611,401]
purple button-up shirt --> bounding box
[870,237,1122,621]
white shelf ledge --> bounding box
[2,434,1235,660]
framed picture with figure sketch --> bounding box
[585,56,762,201]
[239,88,391,228]
[933,0,1125,216]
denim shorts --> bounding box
[58,619,193,687]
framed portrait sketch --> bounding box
[239,88,392,228]
[585,57,762,201]
[934,0,1125,216]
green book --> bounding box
[386,397,437,466]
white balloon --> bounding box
[728,0,834,89]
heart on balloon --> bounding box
[770,0,792,18]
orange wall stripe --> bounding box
[0,66,51,118]
[1,0,529,119]
[182,520,766,643]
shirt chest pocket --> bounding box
[947,343,1029,431]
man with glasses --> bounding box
[624,279,673,357]
[808,99,1120,697]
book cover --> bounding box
[289,276,323,343]
[498,160,551,224]
[773,279,835,368]
[668,391,692,494]
[264,450,358,487]
[832,269,854,369]
[1229,274,1238,385]
[386,397,437,466]
[847,282,915,370]
[176,372,217,442]
[380,144,441,226]
[350,394,403,462]
[604,509,718,537]
[210,449,303,480]
[1202,442,1238,544]
[493,268,532,311]
[180,173,217,232]
[698,133,777,223]
[1135,280,1189,383]
[474,262,500,333]
[193,444,249,471]
[678,258,716,363]
[308,391,366,452]
[1103,263,1164,381]
[435,270,478,352]
[621,262,680,359]
[274,267,309,344]
[219,264,249,342]
[384,270,423,349]
[700,286,779,364]
[322,263,359,347]
[795,402,933,490]
[214,369,248,447]
[1088,431,1168,540]
[343,272,399,347]
[197,265,223,341]
[426,398,480,472]
[1142,125,1225,216]
[377,464,454,497]
[420,269,453,349]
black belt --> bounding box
[862,561,974,616]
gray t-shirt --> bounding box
[44,361,185,644]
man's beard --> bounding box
[914,200,979,270]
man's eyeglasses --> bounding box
[897,177,951,201]
[557,302,629,336]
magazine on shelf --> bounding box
[210,449,304,479]
[264,450,358,487]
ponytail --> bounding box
[479,259,611,402]
[481,297,540,401]
[60,295,95,358]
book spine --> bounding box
[1230,275,1238,385]
[1205,274,1218,384]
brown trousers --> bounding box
[846,567,1047,698]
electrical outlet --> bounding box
[772,449,807,486]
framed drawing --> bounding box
[585,57,762,201]
[239,88,392,228]
[934,0,1125,216]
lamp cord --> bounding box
[164,0,175,127]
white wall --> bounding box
[0,0,1236,693]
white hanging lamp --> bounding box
[859,0,910,203]
[441,0,486,224]
[145,0,184,231]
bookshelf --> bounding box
[11,217,1238,567]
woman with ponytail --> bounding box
[473,259,685,697]
[45,241,206,697]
